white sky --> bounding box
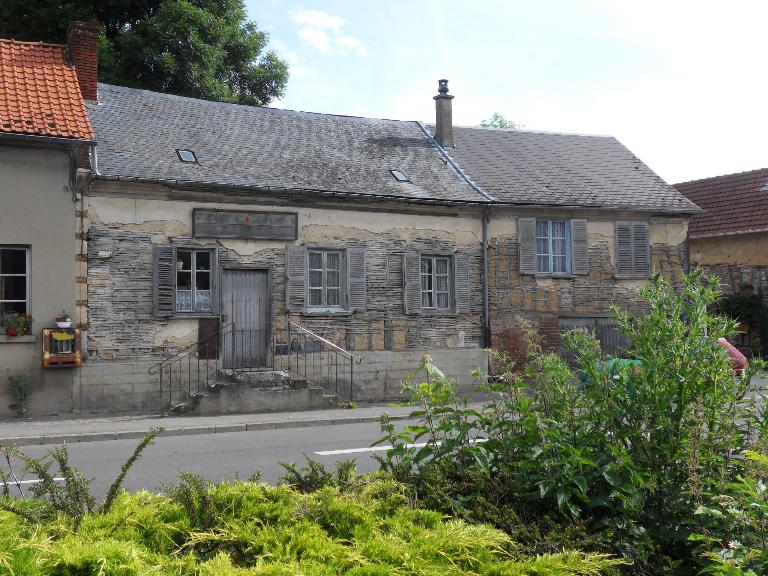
[246,0,768,184]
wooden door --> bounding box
[221,269,270,368]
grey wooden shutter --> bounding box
[209,246,220,315]
[454,252,471,314]
[285,245,306,312]
[570,219,589,275]
[632,222,650,276]
[518,217,536,274]
[152,246,176,317]
[615,222,633,277]
[347,247,366,312]
[403,250,422,315]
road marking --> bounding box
[0,477,65,487]
[314,438,487,456]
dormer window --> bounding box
[176,149,198,163]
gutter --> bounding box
[0,132,95,147]
[482,207,491,347]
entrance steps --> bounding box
[168,370,336,416]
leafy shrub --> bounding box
[7,373,30,417]
[0,477,626,575]
[376,271,768,575]
[279,455,357,493]
[0,427,163,529]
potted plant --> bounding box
[5,313,32,336]
[55,310,72,329]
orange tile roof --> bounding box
[0,39,94,141]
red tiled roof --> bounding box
[0,39,94,141]
[674,168,768,238]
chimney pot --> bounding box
[433,79,454,148]
[66,21,99,101]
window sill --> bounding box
[535,273,575,279]
[614,275,651,281]
[419,309,458,317]
[302,309,354,317]
[0,334,36,344]
[170,313,218,319]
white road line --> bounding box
[0,477,65,487]
[314,438,487,456]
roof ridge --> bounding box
[451,124,615,139]
[0,38,66,49]
[673,167,768,186]
[98,83,418,124]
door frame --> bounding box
[219,265,273,368]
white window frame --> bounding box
[307,249,345,310]
[175,248,213,313]
[535,219,571,274]
[0,247,30,326]
[420,255,452,310]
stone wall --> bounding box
[85,190,484,360]
[487,215,689,364]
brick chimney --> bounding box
[433,79,454,148]
[66,21,99,101]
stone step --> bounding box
[213,370,308,390]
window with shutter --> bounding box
[570,219,589,275]
[454,253,471,313]
[285,245,306,312]
[403,250,422,315]
[153,246,219,317]
[518,217,536,275]
[615,221,651,278]
[347,247,366,312]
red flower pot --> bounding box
[6,327,17,336]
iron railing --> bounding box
[148,317,361,411]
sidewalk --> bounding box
[0,403,420,446]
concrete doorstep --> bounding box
[0,403,420,447]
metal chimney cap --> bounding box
[438,79,449,94]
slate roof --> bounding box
[86,84,486,203]
[436,125,699,214]
[674,168,768,238]
[0,39,94,141]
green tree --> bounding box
[479,112,517,129]
[0,0,288,107]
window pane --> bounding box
[196,251,210,271]
[196,271,210,290]
[421,258,432,274]
[327,252,340,270]
[437,293,449,309]
[2,301,26,319]
[177,250,191,271]
[551,220,567,239]
[327,271,340,288]
[553,255,567,273]
[309,270,323,288]
[0,249,26,274]
[536,220,548,237]
[195,290,211,311]
[421,271,432,292]
[308,251,323,269]
[436,275,448,292]
[552,238,567,258]
[536,236,548,256]
[327,288,340,306]
[537,255,550,273]
[422,291,433,308]
[176,290,192,311]
[177,270,192,289]
[0,276,26,300]
[309,288,322,306]
[435,258,448,274]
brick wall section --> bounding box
[86,227,482,360]
[66,22,99,101]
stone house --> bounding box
[0,24,97,417]
[1,24,700,416]
[675,168,768,355]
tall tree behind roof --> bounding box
[0,0,288,107]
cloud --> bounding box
[290,9,368,58]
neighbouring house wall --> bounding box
[690,232,768,356]
[0,145,77,417]
[487,211,689,363]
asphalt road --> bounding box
[1,420,402,500]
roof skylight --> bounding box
[177,149,198,163]
[390,170,408,182]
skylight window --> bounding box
[177,149,198,163]
[390,170,409,182]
